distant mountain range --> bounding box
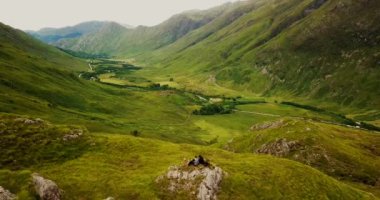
[27,0,380,109]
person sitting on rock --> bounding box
[198,155,209,166]
[188,155,209,166]
[188,156,199,166]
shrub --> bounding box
[131,130,141,137]
[193,104,233,115]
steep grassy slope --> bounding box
[0,22,201,144]
[45,2,242,57]
[30,0,380,112]
[54,22,128,55]
[131,0,380,111]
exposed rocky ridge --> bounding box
[255,138,331,166]
[256,138,302,157]
[0,186,16,200]
[32,173,61,200]
[156,165,224,200]
[63,128,84,141]
[250,120,286,131]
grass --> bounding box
[1,131,377,199]
[1,13,380,199]
[227,118,380,187]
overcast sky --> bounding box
[0,0,240,31]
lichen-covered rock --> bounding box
[157,165,224,200]
[256,138,301,157]
[197,167,223,200]
[14,117,44,125]
[32,173,61,200]
[250,120,285,131]
[0,186,16,200]
[63,128,84,141]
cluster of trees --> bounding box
[122,63,141,70]
[193,104,234,115]
[149,83,170,90]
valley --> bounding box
[1,0,380,199]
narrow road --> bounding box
[233,109,281,117]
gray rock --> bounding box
[197,167,223,200]
[32,173,61,200]
[0,186,16,200]
[104,197,114,200]
[63,129,84,141]
[250,120,285,131]
[158,166,223,200]
[256,138,301,157]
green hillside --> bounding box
[34,0,380,112]
[1,0,380,199]
[46,2,241,56]
[0,114,377,199]
[133,0,380,110]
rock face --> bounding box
[0,186,16,200]
[32,173,61,200]
[256,138,301,157]
[197,167,223,200]
[250,120,285,131]
[157,166,224,200]
[14,117,45,125]
[63,128,84,141]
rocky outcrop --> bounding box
[197,167,223,200]
[0,186,16,200]
[14,117,44,125]
[32,174,61,200]
[256,138,302,157]
[250,120,285,131]
[63,128,84,141]
[157,166,224,200]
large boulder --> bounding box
[32,173,61,200]
[157,165,224,200]
[0,186,16,200]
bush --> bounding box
[131,130,141,137]
[193,104,233,115]
[149,83,170,90]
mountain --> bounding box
[140,0,380,110]
[2,21,379,199]
[27,21,117,44]
[30,0,380,111]
[40,2,237,56]
[54,22,128,55]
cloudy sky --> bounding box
[0,0,240,30]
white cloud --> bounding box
[0,0,240,30]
